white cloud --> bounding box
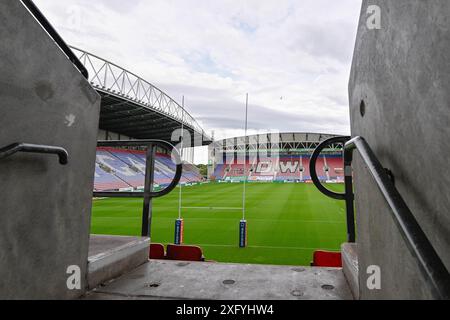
[34,0,362,163]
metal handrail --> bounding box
[94,140,182,198]
[310,136,350,201]
[0,143,68,165]
[93,139,183,237]
[309,136,355,243]
[345,137,450,299]
[21,0,89,79]
[310,136,450,299]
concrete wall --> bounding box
[0,1,100,299]
[349,1,450,299]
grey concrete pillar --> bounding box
[0,1,100,299]
[349,0,450,299]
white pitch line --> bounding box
[182,206,243,211]
[93,216,345,224]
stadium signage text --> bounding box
[176,305,210,318]
[176,304,274,317]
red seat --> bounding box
[166,244,204,262]
[149,243,166,260]
[311,250,342,267]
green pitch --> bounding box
[91,183,346,266]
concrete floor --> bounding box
[84,260,353,300]
[88,235,149,257]
[87,235,150,290]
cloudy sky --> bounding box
[35,0,362,163]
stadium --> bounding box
[91,131,348,266]
[0,0,449,302]
[209,132,345,183]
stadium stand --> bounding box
[94,148,202,191]
[326,155,345,180]
[249,158,276,181]
[212,164,226,180]
[96,149,142,188]
[212,154,343,183]
[93,163,130,191]
[314,156,328,181]
[224,163,249,179]
[276,155,303,181]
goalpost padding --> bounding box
[239,219,247,248]
[174,218,184,245]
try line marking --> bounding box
[182,206,243,211]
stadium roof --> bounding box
[211,132,346,152]
[72,47,212,146]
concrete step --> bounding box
[87,235,150,290]
[341,243,359,299]
[84,260,353,300]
